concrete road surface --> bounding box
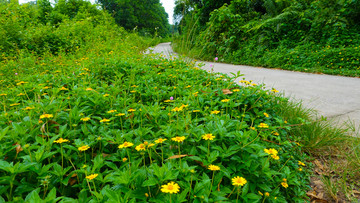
[150,42,360,134]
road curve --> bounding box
[151,42,360,133]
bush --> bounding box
[173,0,360,77]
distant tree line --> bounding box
[97,0,170,37]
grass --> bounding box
[272,97,360,202]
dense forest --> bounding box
[173,0,360,76]
[96,0,170,37]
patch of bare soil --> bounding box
[307,157,360,203]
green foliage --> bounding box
[173,0,360,77]
[0,50,311,201]
[0,6,312,201]
[0,0,115,58]
[0,1,314,201]
[97,0,170,37]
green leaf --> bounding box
[258,184,272,191]
[105,161,118,170]
[92,154,104,172]
[0,195,5,203]
[177,188,190,202]
[25,188,42,202]
[197,146,208,153]
[0,126,10,141]
[246,193,261,200]
[45,188,57,202]
[0,160,11,172]
[142,176,158,187]
[242,182,249,196]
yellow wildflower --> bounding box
[271,89,279,93]
[264,148,278,156]
[161,182,180,194]
[210,110,220,114]
[281,182,288,188]
[208,165,220,171]
[202,134,215,141]
[271,155,280,160]
[78,145,90,151]
[232,176,247,187]
[54,138,70,144]
[135,144,146,151]
[155,138,167,144]
[258,123,269,128]
[171,136,186,142]
[118,142,134,149]
[221,99,230,103]
[40,114,53,119]
[298,161,306,166]
[86,174,98,180]
[100,118,110,123]
[80,117,90,122]
[272,131,279,136]
[171,107,182,112]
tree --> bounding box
[97,0,170,37]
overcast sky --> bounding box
[160,0,175,25]
[18,0,176,25]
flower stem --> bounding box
[127,149,131,175]
[60,144,64,168]
[161,143,164,164]
[236,187,240,203]
[207,141,210,158]
[178,142,181,167]
[227,186,236,198]
[209,171,215,196]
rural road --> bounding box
[151,43,360,133]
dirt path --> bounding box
[151,42,360,133]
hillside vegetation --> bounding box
[173,0,360,77]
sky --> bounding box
[18,0,176,25]
[160,0,175,25]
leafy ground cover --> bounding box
[0,17,315,201]
[0,47,312,202]
[5,1,360,202]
